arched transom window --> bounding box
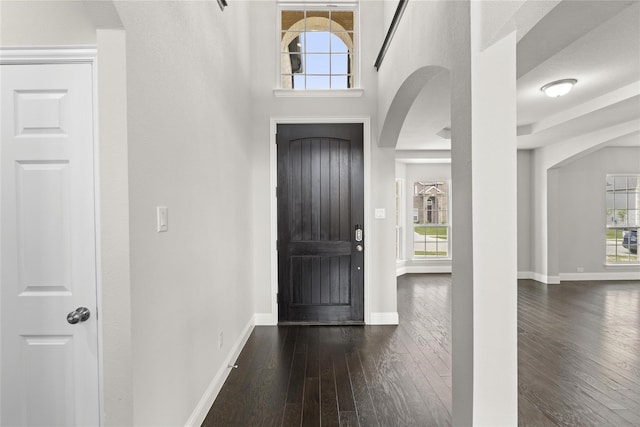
[281,9,355,90]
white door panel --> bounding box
[1,63,99,426]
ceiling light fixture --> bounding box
[540,79,577,97]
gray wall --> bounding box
[113,2,257,424]
[0,1,96,45]
[518,150,533,273]
[557,146,640,277]
[395,153,534,275]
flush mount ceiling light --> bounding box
[540,78,577,97]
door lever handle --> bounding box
[67,307,91,324]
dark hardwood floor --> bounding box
[518,279,640,427]
[202,275,640,426]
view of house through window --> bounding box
[413,181,449,258]
[606,175,639,263]
[280,9,354,89]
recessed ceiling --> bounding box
[395,0,640,153]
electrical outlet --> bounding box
[577,267,584,273]
[218,331,224,349]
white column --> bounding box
[532,150,549,282]
[547,168,561,282]
[451,4,518,426]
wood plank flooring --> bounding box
[202,275,640,426]
[518,279,640,427]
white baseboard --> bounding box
[184,317,255,427]
[523,271,560,284]
[396,260,407,277]
[397,265,452,276]
[254,312,276,326]
[520,270,640,283]
[559,271,640,281]
[518,271,533,280]
[370,312,399,325]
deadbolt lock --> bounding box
[355,224,363,242]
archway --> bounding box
[379,65,450,148]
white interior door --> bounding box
[1,62,100,426]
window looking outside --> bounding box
[606,175,639,263]
[413,181,449,258]
[280,9,354,89]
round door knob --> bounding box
[67,307,91,324]
[356,244,364,252]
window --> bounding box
[280,8,355,89]
[606,175,639,264]
[413,181,450,258]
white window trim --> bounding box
[605,173,639,265]
[275,2,360,92]
[411,179,452,261]
[273,88,364,97]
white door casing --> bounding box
[1,60,100,426]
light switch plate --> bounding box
[375,208,386,219]
[157,206,168,232]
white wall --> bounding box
[0,0,96,45]
[395,161,407,263]
[1,1,399,423]
[557,146,640,279]
[248,2,399,322]
[113,2,255,425]
[0,4,134,425]
[377,0,462,145]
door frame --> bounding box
[268,117,372,325]
[0,46,104,424]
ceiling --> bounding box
[396,0,640,153]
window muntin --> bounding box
[280,9,355,90]
[413,181,450,258]
[606,174,639,264]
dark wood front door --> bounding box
[277,123,364,323]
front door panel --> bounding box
[277,123,364,322]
